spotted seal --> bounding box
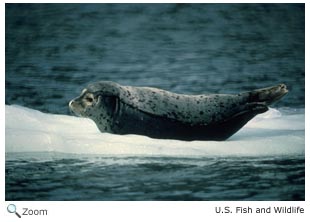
[69,81,288,141]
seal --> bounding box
[69,81,288,141]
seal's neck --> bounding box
[87,109,114,133]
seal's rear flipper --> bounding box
[247,84,288,105]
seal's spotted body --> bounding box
[69,81,288,141]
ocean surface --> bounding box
[5,4,305,200]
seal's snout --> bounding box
[69,99,76,111]
[68,99,82,116]
[68,99,75,114]
[69,100,73,108]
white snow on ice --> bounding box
[5,105,304,157]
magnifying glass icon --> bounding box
[7,204,21,218]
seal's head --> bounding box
[69,88,99,117]
[69,81,121,131]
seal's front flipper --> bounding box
[247,84,288,105]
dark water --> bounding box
[5,4,305,201]
[6,4,304,114]
[6,153,305,201]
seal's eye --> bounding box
[85,96,94,103]
[85,97,93,103]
